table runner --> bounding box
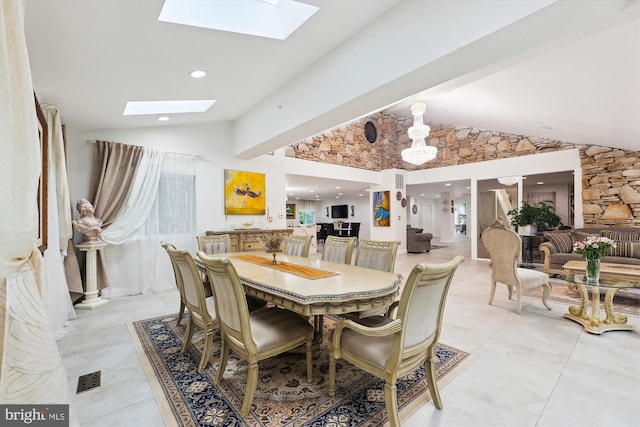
[233,254,339,280]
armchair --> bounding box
[406,227,433,253]
[328,256,465,427]
[481,219,552,313]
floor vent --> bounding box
[76,371,101,394]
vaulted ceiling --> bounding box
[24,0,639,199]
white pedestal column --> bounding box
[75,242,108,310]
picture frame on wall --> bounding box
[224,169,266,215]
[373,190,390,227]
[286,203,296,219]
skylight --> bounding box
[123,100,216,116]
[158,0,319,40]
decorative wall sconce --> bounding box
[350,205,354,217]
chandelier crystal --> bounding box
[497,176,520,186]
[401,102,437,165]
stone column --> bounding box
[75,242,108,309]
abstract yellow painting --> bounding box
[224,169,266,215]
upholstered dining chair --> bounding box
[164,244,217,372]
[197,234,232,254]
[354,239,399,273]
[161,241,187,326]
[481,219,552,313]
[196,233,266,312]
[197,253,314,418]
[322,235,357,264]
[328,256,465,427]
[348,239,400,318]
[283,234,313,257]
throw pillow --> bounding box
[571,231,600,244]
[544,232,574,253]
[600,230,640,242]
[610,241,640,258]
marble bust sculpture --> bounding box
[72,199,103,243]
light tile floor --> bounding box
[57,236,640,426]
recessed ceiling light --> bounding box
[537,181,544,185]
[190,69,207,78]
[157,116,170,121]
[158,0,318,40]
[336,186,341,189]
[335,196,340,199]
[124,100,215,115]
[309,190,314,193]
[445,183,451,186]
[358,194,363,197]
[338,193,343,196]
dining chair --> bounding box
[328,256,465,427]
[348,239,400,318]
[161,241,187,326]
[196,233,267,312]
[197,253,314,418]
[164,244,217,372]
[481,219,552,313]
[354,239,399,273]
[322,235,356,264]
[283,234,313,257]
[197,234,232,254]
[348,222,361,241]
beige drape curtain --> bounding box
[90,140,144,228]
[86,140,143,289]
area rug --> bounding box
[523,278,640,317]
[129,314,475,426]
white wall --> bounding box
[66,124,581,260]
[66,123,290,234]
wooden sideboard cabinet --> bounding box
[204,229,293,253]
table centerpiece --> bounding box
[573,236,616,285]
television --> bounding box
[331,204,349,219]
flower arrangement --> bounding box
[573,236,616,260]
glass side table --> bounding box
[562,260,640,334]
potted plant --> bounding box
[507,201,562,234]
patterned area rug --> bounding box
[523,278,640,317]
[129,314,475,426]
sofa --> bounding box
[539,227,640,275]
[407,227,433,253]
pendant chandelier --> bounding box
[401,102,437,165]
[497,176,520,186]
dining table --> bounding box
[195,252,403,339]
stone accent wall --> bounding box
[286,114,640,225]
[284,113,399,171]
[581,146,640,226]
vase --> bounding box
[585,258,600,285]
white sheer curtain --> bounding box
[101,147,165,245]
[0,1,77,419]
[42,105,76,338]
[102,153,196,298]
